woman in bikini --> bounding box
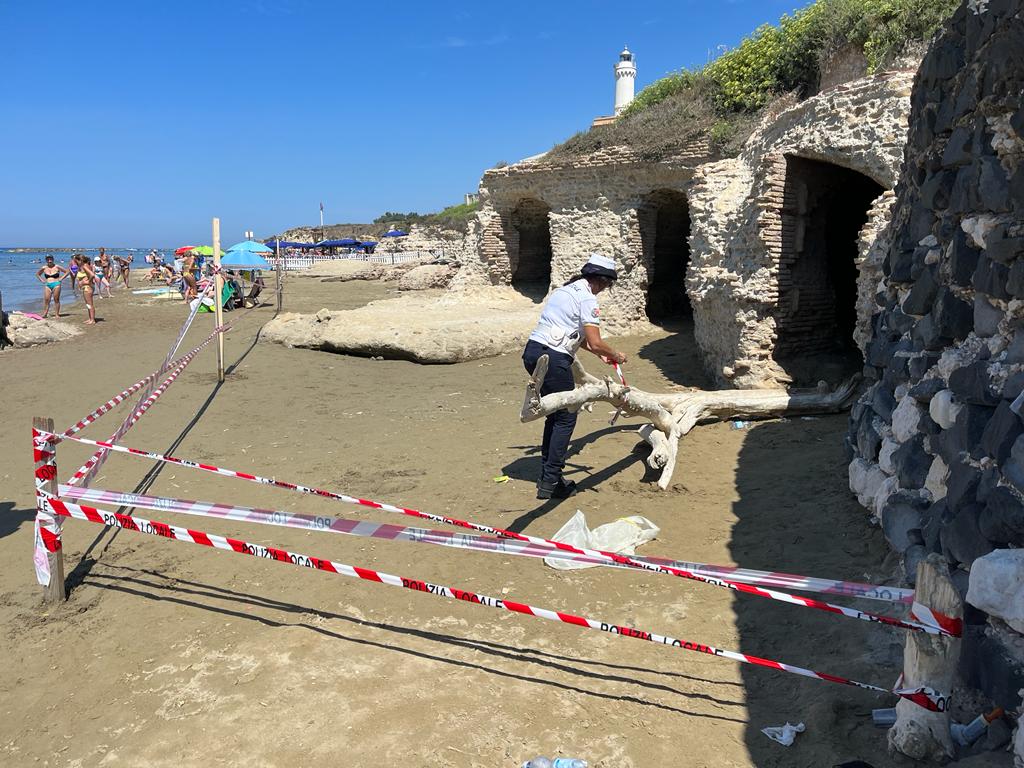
[96,248,114,298]
[36,255,69,318]
[75,254,97,324]
[181,251,197,301]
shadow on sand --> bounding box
[729,417,898,766]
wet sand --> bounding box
[0,271,905,767]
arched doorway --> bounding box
[510,198,552,296]
[774,155,885,384]
[640,189,692,321]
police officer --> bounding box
[522,254,628,499]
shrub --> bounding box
[549,0,959,161]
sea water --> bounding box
[0,247,163,313]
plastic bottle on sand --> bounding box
[521,758,588,768]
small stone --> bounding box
[881,494,927,552]
[924,455,949,500]
[932,288,974,340]
[940,503,994,567]
[979,485,1024,546]
[973,255,1012,301]
[974,400,1023,462]
[973,296,1003,337]
[879,438,900,475]
[873,474,900,519]
[892,396,925,442]
[949,361,999,406]
[893,436,931,489]
[909,377,945,402]
[930,389,963,429]
[902,266,939,315]
[945,461,981,513]
[965,548,1024,633]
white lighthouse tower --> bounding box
[614,46,636,115]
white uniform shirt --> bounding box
[528,278,600,356]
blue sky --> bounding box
[2,0,804,246]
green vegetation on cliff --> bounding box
[374,201,480,233]
[548,0,959,161]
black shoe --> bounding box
[537,479,577,500]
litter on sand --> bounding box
[761,722,805,746]
[493,475,510,483]
[544,510,659,570]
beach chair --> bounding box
[197,281,235,313]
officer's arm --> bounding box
[582,325,626,364]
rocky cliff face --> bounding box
[846,0,1024,713]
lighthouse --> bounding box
[614,46,636,115]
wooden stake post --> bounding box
[275,240,283,312]
[888,553,963,760]
[33,416,66,604]
[212,217,225,383]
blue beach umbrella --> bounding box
[226,240,273,255]
[382,229,408,238]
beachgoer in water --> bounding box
[521,254,627,499]
[114,252,133,288]
[74,254,97,324]
[36,255,69,318]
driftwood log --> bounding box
[520,355,859,490]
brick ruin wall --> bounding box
[687,70,914,387]
[452,143,713,334]
[846,0,1024,713]
[457,71,916,386]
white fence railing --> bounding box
[269,252,429,271]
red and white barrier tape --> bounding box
[57,484,627,568]
[38,432,948,637]
[54,481,949,636]
[70,276,222,488]
[37,493,950,712]
[61,328,223,439]
[65,326,226,488]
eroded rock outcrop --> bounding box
[262,288,537,363]
[3,313,82,348]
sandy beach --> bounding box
[0,271,907,767]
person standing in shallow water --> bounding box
[522,254,628,500]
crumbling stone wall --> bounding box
[688,70,916,387]
[846,0,1024,713]
[454,143,712,333]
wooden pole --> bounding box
[212,217,225,383]
[33,416,66,604]
[888,553,962,760]
[276,240,283,312]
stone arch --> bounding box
[639,188,692,321]
[508,198,553,296]
[772,153,886,383]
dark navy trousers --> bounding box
[522,339,578,486]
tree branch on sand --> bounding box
[519,355,860,490]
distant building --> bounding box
[464,193,480,206]
[592,46,637,128]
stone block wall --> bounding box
[846,0,1024,712]
[454,143,712,332]
[687,71,915,387]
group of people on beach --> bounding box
[35,247,133,324]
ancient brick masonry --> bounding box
[846,0,1024,714]
[460,70,915,387]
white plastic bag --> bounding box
[761,722,805,746]
[543,510,659,570]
